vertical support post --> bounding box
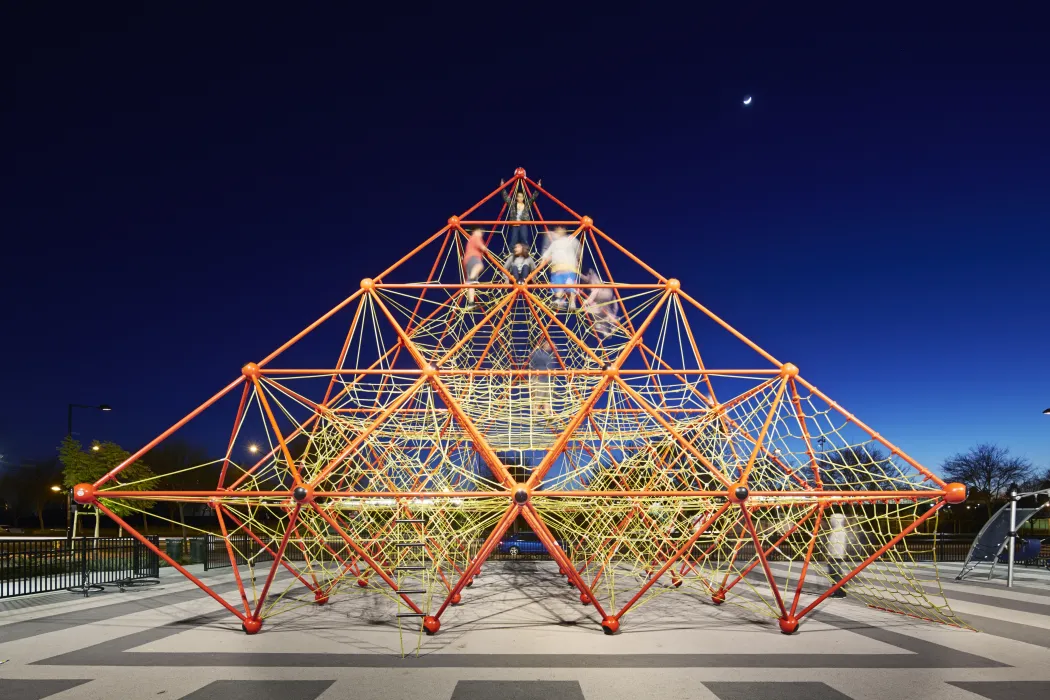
[1007,483,1018,589]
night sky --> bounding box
[2,6,1047,473]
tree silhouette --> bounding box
[59,436,157,535]
[816,445,897,491]
[941,443,1033,517]
[0,459,63,530]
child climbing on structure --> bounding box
[463,228,487,311]
[539,227,581,311]
[580,269,620,338]
[500,178,541,250]
[529,338,556,417]
[504,242,535,284]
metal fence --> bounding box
[0,537,160,599]
[199,534,980,570]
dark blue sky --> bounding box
[2,6,1047,473]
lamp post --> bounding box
[65,404,111,541]
[67,403,112,437]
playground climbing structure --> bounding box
[73,168,969,647]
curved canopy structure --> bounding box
[956,488,1050,581]
[73,169,969,649]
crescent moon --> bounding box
[743,96,752,105]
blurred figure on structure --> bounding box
[539,227,581,311]
[501,178,541,251]
[505,242,535,284]
[580,269,620,337]
[463,228,488,311]
[826,512,849,598]
[529,338,556,417]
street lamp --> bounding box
[67,403,112,437]
[50,485,61,493]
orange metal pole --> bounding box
[94,500,246,620]
[431,503,519,619]
[794,376,946,487]
[611,377,732,489]
[257,287,366,368]
[307,375,428,488]
[677,288,782,368]
[788,378,825,488]
[214,504,253,615]
[217,381,251,489]
[795,501,945,620]
[789,505,826,616]
[588,225,667,283]
[311,502,425,615]
[252,504,302,620]
[250,377,305,487]
[738,376,790,485]
[738,504,788,618]
[520,504,612,621]
[221,506,320,594]
[94,375,246,489]
[613,501,732,620]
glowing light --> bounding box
[91,445,100,452]
[248,444,259,454]
[743,95,752,105]
[50,485,62,492]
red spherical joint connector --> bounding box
[780,362,800,379]
[512,488,529,505]
[944,482,967,504]
[580,592,591,606]
[580,216,593,228]
[423,616,441,635]
[711,590,726,605]
[601,617,620,635]
[360,277,375,292]
[447,215,460,227]
[241,617,263,635]
[602,362,619,378]
[513,167,526,178]
[558,568,567,576]
[422,363,438,379]
[451,592,462,605]
[727,483,749,504]
[314,590,329,606]
[779,616,799,635]
[241,362,262,381]
[671,573,683,588]
[356,577,368,588]
[665,278,681,292]
[292,486,314,504]
[465,577,475,587]
[72,483,96,505]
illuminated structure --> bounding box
[74,169,968,645]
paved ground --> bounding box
[0,561,1048,699]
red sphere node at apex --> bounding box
[89,169,968,653]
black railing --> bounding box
[198,534,978,570]
[0,537,160,599]
[204,534,350,570]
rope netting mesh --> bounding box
[89,177,965,648]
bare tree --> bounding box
[941,444,1033,516]
[815,445,897,491]
[1021,466,1050,493]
